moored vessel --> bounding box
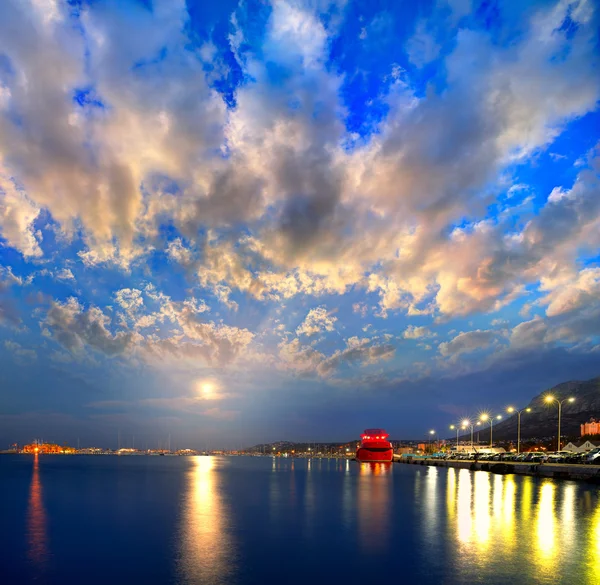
[356,429,393,462]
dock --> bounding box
[396,456,600,483]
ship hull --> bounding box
[356,447,393,463]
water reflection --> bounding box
[588,499,600,585]
[179,457,235,584]
[27,453,48,572]
[439,467,600,582]
[357,463,392,552]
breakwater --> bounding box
[398,457,600,483]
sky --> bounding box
[0,0,599,449]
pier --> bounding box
[397,456,600,483]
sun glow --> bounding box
[195,380,219,400]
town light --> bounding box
[507,406,515,413]
[461,419,470,427]
[545,395,555,403]
[480,413,489,422]
[450,425,455,430]
[429,430,435,435]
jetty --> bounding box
[397,456,600,483]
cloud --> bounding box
[403,325,432,339]
[43,297,134,356]
[296,306,337,336]
[4,340,37,361]
[439,329,498,357]
[0,169,41,257]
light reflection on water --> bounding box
[429,467,600,584]
[357,463,392,551]
[178,457,236,585]
[174,457,600,585]
[27,453,49,573]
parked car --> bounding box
[546,451,571,463]
[501,453,517,461]
[584,448,600,465]
[524,452,547,463]
[564,452,586,464]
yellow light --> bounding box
[462,419,470,427]
[568,397,575,403]
[496,415,502,420]
[526,408,531,412]
[450,425,455,430]
[545,395,554,403]
[507,407,515,413]
[429,430,435,435]
[480,413,489,422]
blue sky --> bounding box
[0,0,599,448]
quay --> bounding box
[396,456,600,483]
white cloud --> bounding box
[296,306,337,336]
[403,325,431,339]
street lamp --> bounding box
[461,419,474,450]
[545,395,575,451]
[507,406,531,454]
[450,425,459,449]
[429,430,436,453]
[479,413,502,447]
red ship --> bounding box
[355,429,394,463]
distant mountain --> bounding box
[465,376,600,442]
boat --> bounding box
[356,429,394,463]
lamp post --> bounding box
[507,406,531,454]
[450,425,459,449]
[545,395,575,451]
[429,430,436,453]
[461,419,474,450]
[479,413,502,447]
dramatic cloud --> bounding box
[0,0,598,442]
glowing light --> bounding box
[568,397,575,403]
[526,408,531,412]
[535,481,557,575]
[545,395,555,403]
[480,413,489,422]
[450,425,455,430]
[180,457,234,582]
[507,407,515,413]
[429,430,435,435]
[462,419,470,427]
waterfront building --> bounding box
[580,418,600,436]
[563,439,600,453]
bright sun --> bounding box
[196,380,217,399]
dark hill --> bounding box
[462,376,600,442]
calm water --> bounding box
[1,455,599,585]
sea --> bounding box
[0,455,599,585]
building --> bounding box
[581,418,600,436]
[563,440,600,453]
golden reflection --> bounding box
[534,481,558,578]
[499,475,516,551]
[473,472,491,548]
[561,483,576,560]
[456,469,472,544]
[520,476,533,522]
[179,457,235,584]
[422,467,439,541]
[586,495,600,585]
[446,468,456,522]
[357,463,391,551]
[27,453,48,571]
